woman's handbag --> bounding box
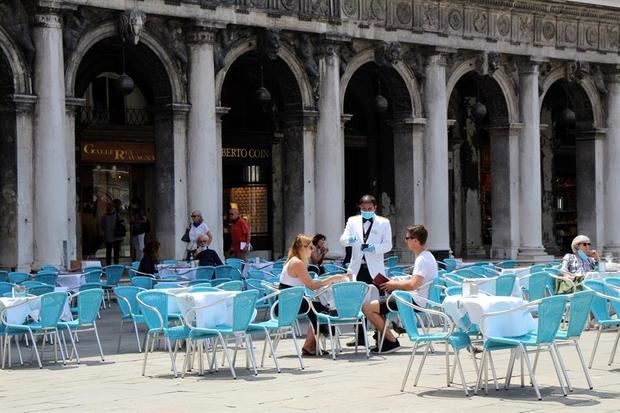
[181,227,190,243]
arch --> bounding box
[540,66,603,129]
[215,37,314,109]
[65,21,186,103]
[340,48,422,118]
[0,27,30,94]
[446,57,519,124]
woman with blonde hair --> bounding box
[279,234,350,355]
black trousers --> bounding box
[354,263,376,343]
[105,241,121,265]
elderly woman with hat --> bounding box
[558,234,600,294]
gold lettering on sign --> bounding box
[81,141,155,164]
[221,147,271,159]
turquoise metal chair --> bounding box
[137,290,190,378]
[214,265,242,281]
[131,261,140,269]
[476,295,569,400]
[8,272,29,285]
[194,266,216,281]
[322,263,346,273]
[0,271,7,282]
[440,258,458,272]
[154,282,182,289]
[271,261,284,276]
[132,276,154,290]
[384,256,399,268]
[182,289,259,378]
[445,286,462,296]
[0,282,14,297]
[392,291,471,395]
[496,260,517,269]
[59,289,105,363]
[102,265,124,307]
[245,279,272,314]
[79,283,103,292]
[187,285,220,292]
[521,271,551,301]
[1,291,67,368]
[187,280,212,287]
[315,281,369,359]
[218,280,244,291]
[247,269,272,281]
[248,286,306,371]
[84,267,103,283]
[22,280,45,289]
[225,258,245,271]
[583,279,620,368]
[211,278,232,287]
[114,286,146,353]
[40,265,59,272]
[34,272,57,286]
[27,285,55,296]
[495,274,517,297]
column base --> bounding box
[490,246,519,260]
[517,246,554,262]
[602,246,620,258]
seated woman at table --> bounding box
[138,241,161,275]
[195,234,223,267]
[558,234,600,294]
[310,233,329,267]
[279,234,350,355]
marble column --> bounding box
[171,103,191,260]
[517,60,551,261]
[392,117,426,262]
[423,53,451,259]
[488,124,522,259]
[604,72,620,255]
[32,11,69,267]
[316,41,345,257]
[186,23,223,256]
[575,130,605,249]
[65,97,85,261]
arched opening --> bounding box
[540,79,595,255]
[448,72,509,257]
[343,62,411,230]
[74,37,173,262]
[220,50,303,257]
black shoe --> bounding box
[346,334,371,347]
[371,339,400,354]
[393,324,407,335]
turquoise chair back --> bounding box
[322,263,344,273]
[443,258,458,272]
[275,287,305,328]
[445,286,462,296]
[188,286,220,292]
[187,280,212,287]
[0,281,15,296]
[497,260,517,269]
[0,271,7,282]
[245,279,270,308]
[28,285,54,296]
[75,289,104,324]
[331,281,368,318]
[215,265,242,281]
[428,278,446,304]
[247,269,268,280]
[22,280,45,288]
[565,291,595,338]
[384,256,398,268]
[154,282,182,289]
[536,295,568,344]
[601,279,620,316]
[114,286,143,318]
[84,269,102,284]
[162,260,177,265]
[454,268,486,279]
[392,291,420,338]
[8,272,29,284]
[529,264,547,274]
[495,274,516,297]
[195,266,215,280]
[39,292,67,328]
[35,271,58,286]
[271,261,284,275]
[211,278,232,287]
[231,289,259,332]
[41,265,59,272]
[526,271,550,301]
[137,291,169,330]
[131,261,140,269]
[584,280,613,322]
[104,265,125,287]
[226,258,244,270]
[79,283,103,291]
[132,276,154,289]
[219,280,244,291]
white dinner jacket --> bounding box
[339,214,393,280]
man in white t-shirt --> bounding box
[362,224,438,353]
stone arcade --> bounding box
[0,0,618,270]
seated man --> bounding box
[362,224,438,353]
[195,234,223,267]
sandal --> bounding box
[302,348,327,356]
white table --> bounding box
[56,273,85,291]
[586,271,620,280]
[462,276,522,298]
[443,295,536,338]
[0,288,72,325]
[158,267,197,280]
[173,290,241,328]
[242,261,274,278]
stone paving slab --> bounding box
[2,305,620,412]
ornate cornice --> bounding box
[33,13,62,29]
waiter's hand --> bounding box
[361,244,375,253]
[381,280,399,293]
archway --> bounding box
[220,50,305,258]
[447,71,511,258]
[73,35,176,262]
[540,79,596,255]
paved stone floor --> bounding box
[2,304,620,413]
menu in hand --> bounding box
[372,273,390,288]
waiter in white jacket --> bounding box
[340,194,393,345]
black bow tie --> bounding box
[362,217,373,223]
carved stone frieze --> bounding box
[374,41,401,68]
[119,9,147,45]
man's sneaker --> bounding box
[346,332,377,347]
[392,323,407,335]
[371,339,400,354]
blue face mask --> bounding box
[361,211,375,220]
[577,249,589,261]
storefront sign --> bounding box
[221,147,270,159]
[81,141,155,163]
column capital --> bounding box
[4,94,37,113]
[215,106,230,124]
[341,113,353,127]
[33,13,62,29]
[185,20,225,44]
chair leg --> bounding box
[93,322,105,361]
[117,319,124,353]
[400,342,418,392]
[549,344,568,396]
[553,343,572,393]
[505,348,517,390]
[142,335,151,376]
[290,328,304,370]
[608,328,620,366]
[133,320,142,353]
[474,350,487,395]
[361,318,370,358]
[520,344,542,400]
[263,330,280,373]
[414,343,431,386]
[66,328,79,364]
[182,339,191,378]
[454,349,470,396]
[219,334,236,379]
[166,337,178,378]
[327,321,336,360]
[14,336,23,365]
[246,335,258,375]
[589,326,603,368]
[55,330,66,365]
[487,352,500,391]
[573,340,593,390]
[445,341,450,387]
[260,333,268,368]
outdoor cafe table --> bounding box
[0,287,72,325]
[173,290,245,328]
[56,273,86,292]
[443,295,536,338]
[242,261,274,278]
[461,276,523,297]
[158,266,197,280]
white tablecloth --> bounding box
[56,273,85,291]
[586,271,620,280]
[158,267,197,280]
[242,262,274,278]
[443,295,536,338]
[0,287,72,325]
[173,291,241,328]
[462,276,522,297]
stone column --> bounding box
[316,41,345,257]
[65,97,85,261]
[517,60,551,261]
[32,10,69,267]
[392,117,426,262]
[604,72,620,255]
[575,130,605,249]
[186,22,223,256]
[423,52,451,259]
[171,103,191,260]
[214,107,229,256]
[153,107,176,258]
[488,124,522,259]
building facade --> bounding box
[0,0,619,270]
